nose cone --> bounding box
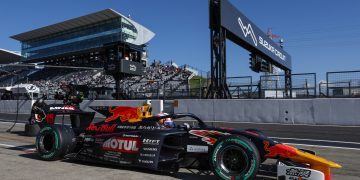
[294,148,342,168]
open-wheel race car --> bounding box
[33,104,341,180]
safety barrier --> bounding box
[174,99,360,126]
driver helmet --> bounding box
[156,112,174,128]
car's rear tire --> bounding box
[36,125,75,161]
[211,136,260,180]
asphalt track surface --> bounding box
[0,118,360,179]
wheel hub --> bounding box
[220,145,248,174]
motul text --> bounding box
[103,137,140,153]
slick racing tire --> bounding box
[244,129,267,163]
[36,125,75,161]
[211,136,260,180]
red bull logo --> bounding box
[106,106,141,123]
[105,105,152,123]
[189,130,230,145]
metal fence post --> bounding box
[326,72,329,97]
[314,73,317,97]
[349,81,351,97]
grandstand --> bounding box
[0,60,197,100]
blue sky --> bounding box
[1,0,360,81]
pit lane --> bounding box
[0,122,359,180]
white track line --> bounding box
[270,137,360,145]
[0,143,16,148]
[0,121,25,125]
[285,143,360,151]
[0,143,36,152]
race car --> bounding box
[34,105,341,180]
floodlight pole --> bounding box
[206,0,231,99]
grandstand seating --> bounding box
[1,62,196,99]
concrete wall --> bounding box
[0,100,33,114]
[1,98,359,126]
[174,99,360,126]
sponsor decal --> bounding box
[187,145,208,153]
[86,123,117,133]
[263,141,297,158]
[95,138,105,143]
[122,134,139,138]
[142,139,160,146]
[49,106,75,111]
[138,125,161,130]
[138,159,154,164]
[143,147,158,152]
[117,125,160,130]
[27,85,37,91]
[129,64,137,71]
[237,17,286,61]
[259,37,286,61]
[106,106,142,123]
[104,151,122,157]
[103,137,140,154]
[140,153,156,157]
[286,168,311,178]
[189,130,230,145]
[84,137,94,142]
[117,125,137,130]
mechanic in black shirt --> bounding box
[63,84,83,106]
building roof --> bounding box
[0,49,21,64]
[11,8,155,45]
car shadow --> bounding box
[17,150,215,180]
[15,148,271,180]
[8,130,26,136]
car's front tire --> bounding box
[36,125,75,161]
[211,135,260,180]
